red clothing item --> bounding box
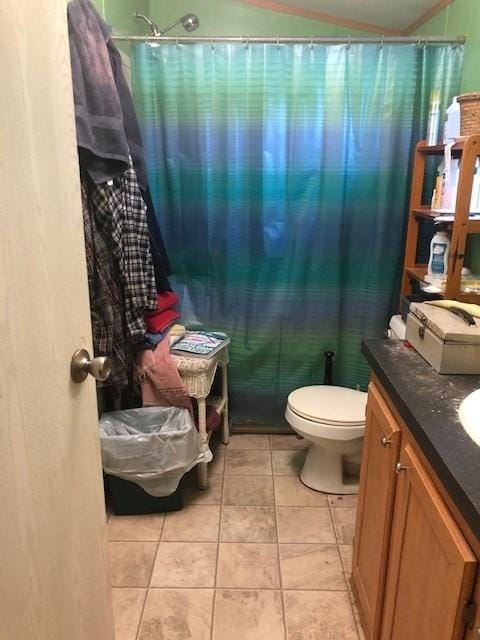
[145,308,180,334]
[144,291,180,333]
[194,404,222,433]
[155,291,179,312]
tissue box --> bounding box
[405,302,480,374]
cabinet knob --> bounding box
[395,463,408,474]
[381,436,392,447]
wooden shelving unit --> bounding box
[402,134,480,302]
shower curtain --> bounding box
[132,42,463,424]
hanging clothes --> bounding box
[67,0,171,288]
[89,161,157,343]
[67,0,130,184]
[82,179,130,387]
[67,0,174,391]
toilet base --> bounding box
[300,443,359,495]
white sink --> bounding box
[458,389,480,446]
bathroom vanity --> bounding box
[352,339,480,640]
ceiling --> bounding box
[242,0,446,34]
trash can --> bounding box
[99,406,207,515]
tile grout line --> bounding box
[328,500,360,639]
[134,524,163,640]
[210,444,227,640]
[137,585,352,592]
[271,442,288,640]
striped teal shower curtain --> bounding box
[132,42,462,425]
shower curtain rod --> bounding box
[111,34,465,45]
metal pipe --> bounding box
[111,34,466,45]
[132,12,160,36]
[158,13,200,36]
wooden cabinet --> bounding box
[381,442,476,640]
[352,379,479,640]
[402,135,480,304]
[352,383,402,640]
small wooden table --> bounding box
[172,346,230,489]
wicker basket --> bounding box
[172,348,229,397]
[457,93,480,136]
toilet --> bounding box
[285,385,367,494]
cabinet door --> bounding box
[381,443,477,640]
[352,382,402,640]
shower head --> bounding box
[180,14,200,32]
[133,11,200,38]
[133,12,160,37]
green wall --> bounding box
[85,0,374,38]
[147,0,374,37]
[415,0,479,93]
[89,0,149,36]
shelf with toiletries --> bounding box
[404,267,480,304]
[416,140,465,156]
[411,206,480,230]
[402,133,480,304]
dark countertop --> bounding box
[362,339,480,540]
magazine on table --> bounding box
[170,331,230,358]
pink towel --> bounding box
[134,337,192,412]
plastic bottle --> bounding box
[440,158,460,210]
[470,159,480,212]
[443,97,461,144]
[432,161,444,209]
[427,90,441,146]
[428,229,451,277]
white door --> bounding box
[0,1,115,639]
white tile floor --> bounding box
[108,433,365,640]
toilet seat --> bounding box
[287,385,367,426]
[285,404,365,441]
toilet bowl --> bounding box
[285,385,367,494]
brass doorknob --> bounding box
[70,349,112,383]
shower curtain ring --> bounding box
[211,38,215,50]
[277,37,280,49]
[176,35,179,48]
[347,35,351,49]
[379,34,384,50]
[245,37,249,50]
[310,35,314,50]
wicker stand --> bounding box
[172,346,230,489]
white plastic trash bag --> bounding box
[99,406,210,497]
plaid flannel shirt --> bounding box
[82,161,157,387]
[90,161,157,342]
